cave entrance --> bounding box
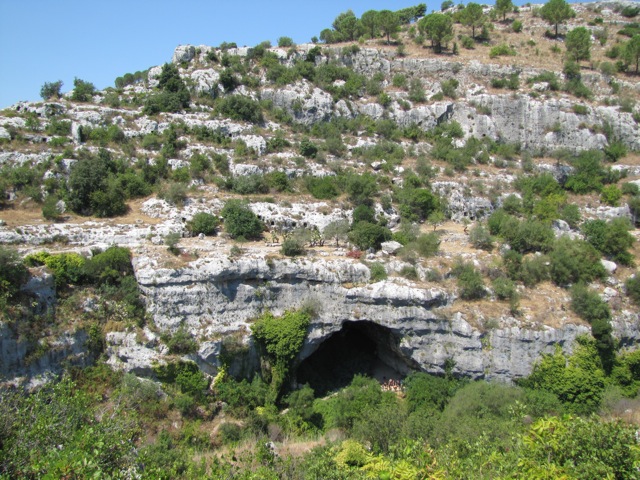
[296,321,412,396]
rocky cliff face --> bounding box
[1,7,639,387]
[129,252,638,383]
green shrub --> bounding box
[520,338,606,414]
[461,35,475,49]
[215,95,263,123]
[408,79,426,102]
[621,182,639,196]
[434,381,525,448]
[582,218,635,266]
[520,254,551,287]
[71,77,96,102]
[231,174,269,195]
[25,251,86,288]
[219,422,243,444]
[512,19,523,32]
[489,44,516,58]
[46,119,71,136]
[142,132,162,150]
[352,204,376,224]
[299,138,318,158]
[604,141,627,162]
[408,232,441,258]
[187,212,220,236]
[621,5,640,17]
[214,376,270,417]
[453,262,486,300]
[40,80,63,100]
[251,309,310,402]
[163,326,198,355]
[564,150,607,194]
[600,185,622,206]
[527,71,561,90]
[305,176,340,199]
[159,182,187,207]
[492,277,517,301]
[625,275,640,306]
[221,200,264,240]
[440,79,459,99]
[346,173,377,205]
[41,195,63,221]
[277,36,295,47]
[67,151,127,217]
[392,73,407,88]
[84,246,134,286]
[571,283,610,324]
[549,238,605,287]
[572,104,588,115]
[348,221,392,251]
[469,222,493,251]
[0,246,29,300]
[396,188,441,222]
[368,262,387,282]
[281,238,304,257]
[503,218,555,254]
[266,171,291,192]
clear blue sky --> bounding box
[0,0,436,108]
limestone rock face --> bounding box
[172,45,196,64]
[0,324,89,388]
[128,254,638,383]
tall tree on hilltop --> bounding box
[495,0,514,21]
[540,0,575,37]
[378,10,400,44]
[333,10,360,42]
[419,13,453,54]
[360,10,380,39]
[460,3,486,38]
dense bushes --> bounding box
[220,200,264,240]
[582,218,635,266]
[67,149,127,217]
[143,63,191,114]
[548,237,605,286]
[215,95,263,123]
[348,221,392,250]
[187,212,220,236]
[251,309,310,401]
[453,262,486,300]
[520,338,605,415]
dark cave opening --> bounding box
[296,321,412,397]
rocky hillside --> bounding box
[1,1,640,388]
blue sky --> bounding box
[0,0,435,108]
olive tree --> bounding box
[40,80,63,100]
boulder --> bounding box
[381,241,403,255]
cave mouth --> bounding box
[296,321,411,397]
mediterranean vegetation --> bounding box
[1,0,640,478]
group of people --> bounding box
[381,377,404,393]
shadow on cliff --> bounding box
[296,321,413,397]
